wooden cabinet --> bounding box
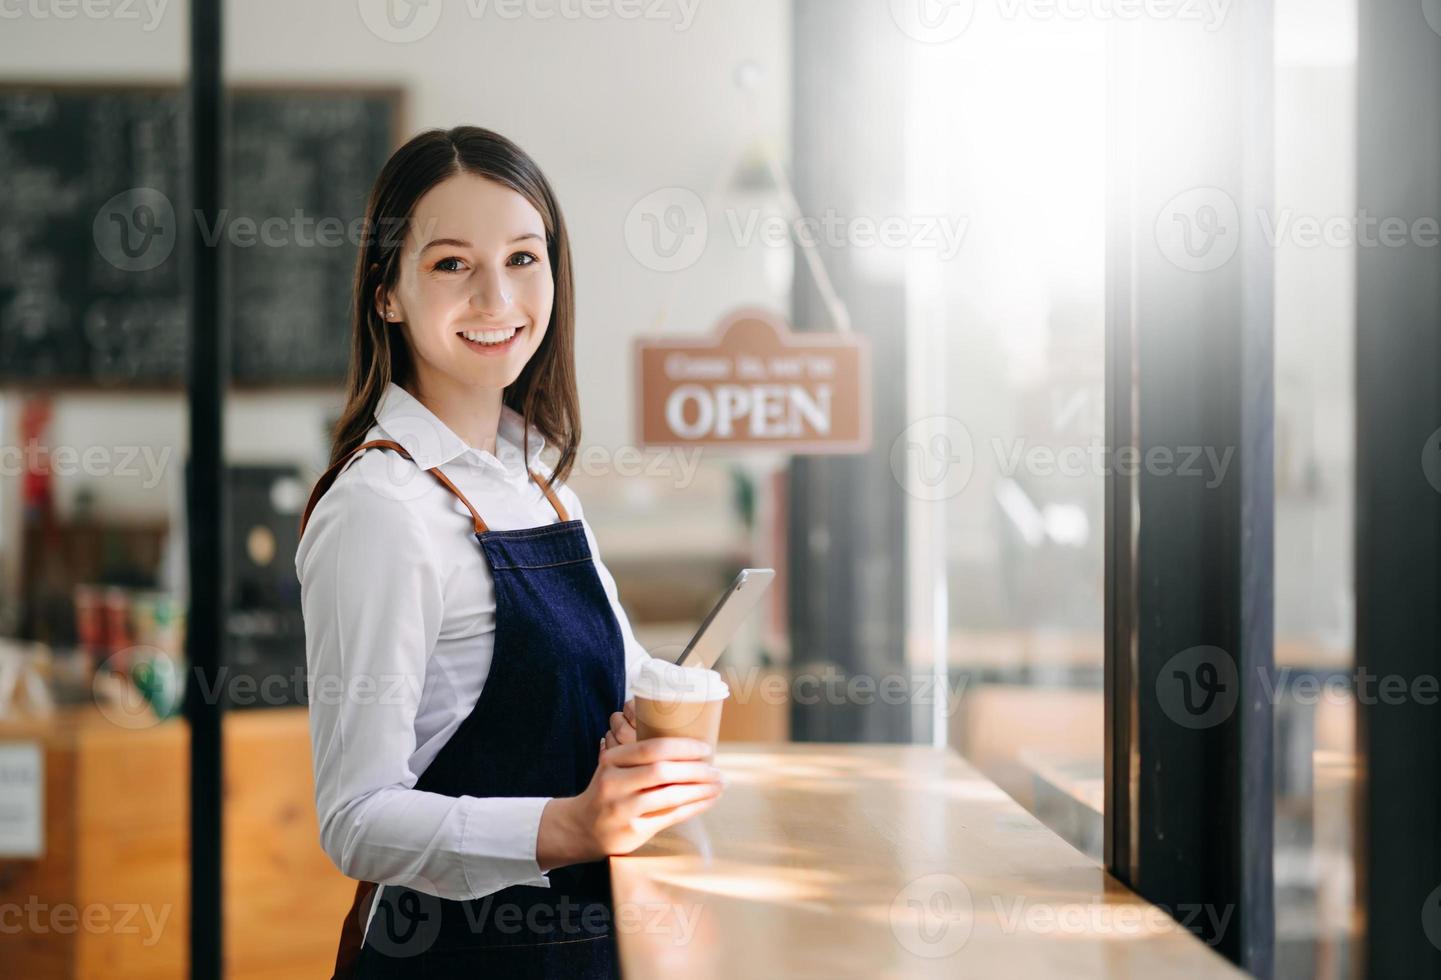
[0,706,352,979]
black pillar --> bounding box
[1104,6,1276,974]
[1354,4,1441,976]
[185,1,225,977]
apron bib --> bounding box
[301,439,626,979]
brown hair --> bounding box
[326,126,580,492]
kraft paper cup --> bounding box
[631,658,730,755]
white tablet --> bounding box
[674,568,776,671]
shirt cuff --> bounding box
[458,796,554,897]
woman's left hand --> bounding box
[602,700,637,752]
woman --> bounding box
[296,127,724,979]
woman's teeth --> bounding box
[461,326,521,346]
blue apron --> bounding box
[300,438,625,979]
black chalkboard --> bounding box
[0,84,399,386]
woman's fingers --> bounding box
[635,794,720,831]
[608,710,636,746]
[623,699,636,727]
[605,736,712,767]
[630,780,724,817]
[611,760,721,792]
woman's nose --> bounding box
[469,267,513,313]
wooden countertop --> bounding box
[609,743,1242,979]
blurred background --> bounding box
[0,0,1400,976]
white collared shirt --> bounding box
[295,381,649,918]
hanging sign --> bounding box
[636,308,871,454]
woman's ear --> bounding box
[373,283,399,324]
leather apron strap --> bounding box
[299,438,571,539]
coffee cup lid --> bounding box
[632,657,730,702]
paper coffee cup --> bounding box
[631,658,730,753]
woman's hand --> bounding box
[535,736,723,871]
[602,700,637,751]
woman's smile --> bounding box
[457,324,526,355]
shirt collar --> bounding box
[372,381,546,474]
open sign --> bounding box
[636,308,871,453]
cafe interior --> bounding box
[1,0,1439,977]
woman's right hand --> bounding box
[535,737,723,871]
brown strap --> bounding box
[530,468,571,522]
[299,439,571,539]
[330,879,377,980]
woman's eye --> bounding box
[433,257,465,273]
[510,252,540,267]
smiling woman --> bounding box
[296,128,726,980]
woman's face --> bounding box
[381,173,553,392]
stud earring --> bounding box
[385,310,397,320]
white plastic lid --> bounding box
[631,656,730,702]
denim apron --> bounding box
[300,438,626,979]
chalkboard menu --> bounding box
[0,85,399,386]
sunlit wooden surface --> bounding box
[610,743,1243,979]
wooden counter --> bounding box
[610,744,1243,978]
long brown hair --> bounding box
[326,126,580,492]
